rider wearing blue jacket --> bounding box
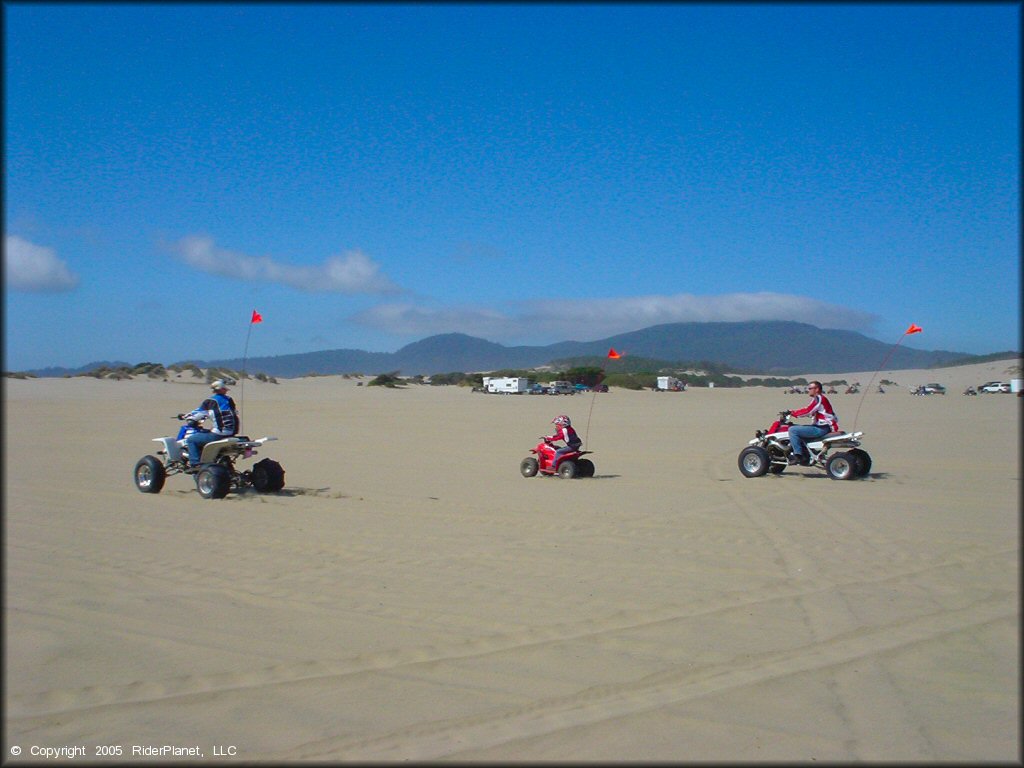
[181,379,239,467]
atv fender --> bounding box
[153,436,186,462]
[199,438,240,464]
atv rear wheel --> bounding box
[134,455,166,494]
[738,446,770,477]
[826,451,857,480]
[196,464,231,499]
[848,448,872,477]
[576,458,595,477]
[520,457,539,477]
[557,460,577,479]
[251,458,285,493]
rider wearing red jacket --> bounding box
[545,415,582,468]
[786,381,838,464]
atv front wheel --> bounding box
[520,457,539,477]
[196,465,231,499]
[134,455,166,494]
[826,451,857,480]
[251,458,285,493]
[738,446,770,477]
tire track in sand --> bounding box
[8,549,1014,720]
[272,596,1011,761]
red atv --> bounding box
[520,438,595,479]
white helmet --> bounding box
[552,415,571,427]
[210,379,229,390]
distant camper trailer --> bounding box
[483,376,531,394]
[656,376,686,391]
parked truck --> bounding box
[548,380,575,395]
[483,376,532,394]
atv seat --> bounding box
[808,434,843,449]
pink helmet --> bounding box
[552,415,571,427]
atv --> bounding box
[520,437,595,479]
[738,411,871,480]
[134,416,285,499]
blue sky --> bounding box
[4,3,1020,371]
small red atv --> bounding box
[520,438,595,479]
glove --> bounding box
[177,413,185,420]
[781,410,791,418]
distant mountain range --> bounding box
[22,322,1017,378]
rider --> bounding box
[180,379,239,468]
[544,415,582,469]
[784,380,838,465]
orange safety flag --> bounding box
[607,348,621,359]
[251,310,263,324]
[905,323,922,335]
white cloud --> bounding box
[171,236,399,294]
[354,292,879,342]
[4,235,79,292]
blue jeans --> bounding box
[186,431,225,464]
[553,444,581,467]
[788,424,829,457]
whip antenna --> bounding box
[584,379,601,445]
[238,309,263,422]
[585,348,622,445]
[852,323,922,430]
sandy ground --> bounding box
[3,359,1020,762]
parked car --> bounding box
[922,383,946,395]
[979,381,1010,393]
[548,381,575,395]
[593,384,609,393]
[528,383,549,395]
[573,383,591,393]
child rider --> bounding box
[545,415,582,469]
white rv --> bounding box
[657,376,685,391]
[483,376,531,394]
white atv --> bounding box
[133,416,285,499]
[738,411,872,480]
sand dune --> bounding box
[4,359,1019,762]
